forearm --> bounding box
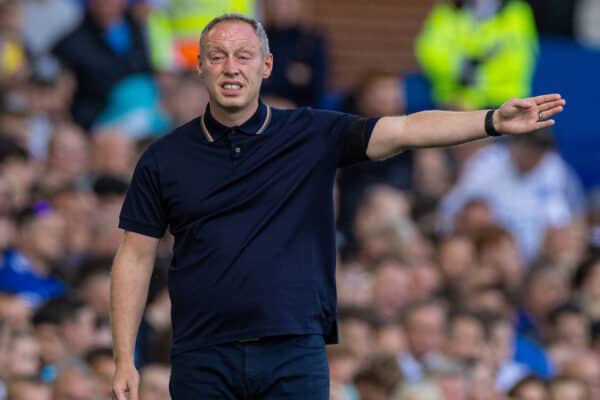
[367,110,491,160]
[400,109,490,147]
[110,240,155,365]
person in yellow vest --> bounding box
[0,0,28,86]
[415,0,538,110]
[146,0,256,71]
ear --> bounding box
[263,53,273,79]
[196,57,203,79]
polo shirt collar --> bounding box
[201,100,271,143]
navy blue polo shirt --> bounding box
[119,100,379,355]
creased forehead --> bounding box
[206,21,261,49]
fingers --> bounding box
[532,93,562,105]
[113,381,138,400]
[537,99,566,113]
[510,98,535,109]
[538,105,565,121]
[536,119,556,129]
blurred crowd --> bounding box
[0,0,599,399]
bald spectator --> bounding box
[139,364,171,400]
[52,366,97,400]
[42,122,89,194]
[90,130,135,178]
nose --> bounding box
[224,57,239,76]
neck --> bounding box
[209,99,259,127]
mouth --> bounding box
[220,82,243,96]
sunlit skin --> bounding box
[197,21,273,127]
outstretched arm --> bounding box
[366,94,565,160]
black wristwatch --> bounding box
[485,109,501,136]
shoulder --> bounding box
[269,106,357,130]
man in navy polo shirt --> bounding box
[110,13,565,400]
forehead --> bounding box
[206,21,260,49]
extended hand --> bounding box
[494,94,566,135]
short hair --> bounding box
[32,296,86,326]
[199,14,270,58]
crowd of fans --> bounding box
[0,0,598,399]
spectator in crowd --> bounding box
[52,0,152,129]
[261,0,327,107]
[89,129,136,179]
[52,366,97,400]
[444,310,486,364]
[516,261,570,343]
[560,352,600,400]
[548,375,589,400]
[0,0,28,87]
[0,136,35,214]
[337,71,411,246]
[354,353,403,400]
[508,374,548,400]
[85,347,114,400]
[41,122,89,194]
[4,331,41,382]
[32,297,98,379]
[441,129,586,261]
[416,0,538,110]
[399,299,447,382]
[327,345,360,400]
[51,185,96,266]
[572,251,600,319]
[88,176,129,258]
[472,225,524,291]
[338,306,378,364]
[371,258,414,322]
[547,303,591,357]
[0,202,66,306]
[5,378,50,400]
[139,363,171,400]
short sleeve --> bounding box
[119,147,167,238]
[336,115,380,168]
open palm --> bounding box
[495,94,566,135]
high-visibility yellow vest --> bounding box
[415,0,538,109]
[148,0,255,70]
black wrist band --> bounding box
[485,109,501,136]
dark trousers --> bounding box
[169,334,329,399]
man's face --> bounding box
[198,21,273,114]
